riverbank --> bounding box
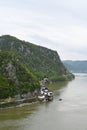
[0,83,53,110]
[0,97,38,110]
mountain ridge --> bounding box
[0,35,74,81]
[63,60,87,73]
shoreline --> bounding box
[0,97,38,110]
[0,101,39,110]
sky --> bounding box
[0,0,87,60]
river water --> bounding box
[0,73,87,130]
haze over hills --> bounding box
[63,60,87,73]
[0,35,74,99]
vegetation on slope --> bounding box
[0,52,40,99]
[0,35,74,82]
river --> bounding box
[0,73,87,130]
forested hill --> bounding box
[0,52,40,99]
[0,35,74,81]
[63,60,87,73]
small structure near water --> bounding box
[38,86,53,101]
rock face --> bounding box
[0,52,40,99]
[5,62,16,79]
[0,35,74,81]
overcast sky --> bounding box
[0,0,87,60]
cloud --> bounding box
[0,0,87,60]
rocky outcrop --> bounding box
[0,35,74,81]
[0,52,40,99]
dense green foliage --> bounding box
[0,35,74,82]
[0,52,40,99]
[0,35,75,99]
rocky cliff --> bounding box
[0,52,40,99]
[0,35,74,82]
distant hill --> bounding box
[0,35,74,82]
[63,60,87,73]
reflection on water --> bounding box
[0,103,39,121]
[0,103,39,130]
[1,73,87,130]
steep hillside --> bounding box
[0,35,74,81]
[63,60,87,73]
[0,52,40,99]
